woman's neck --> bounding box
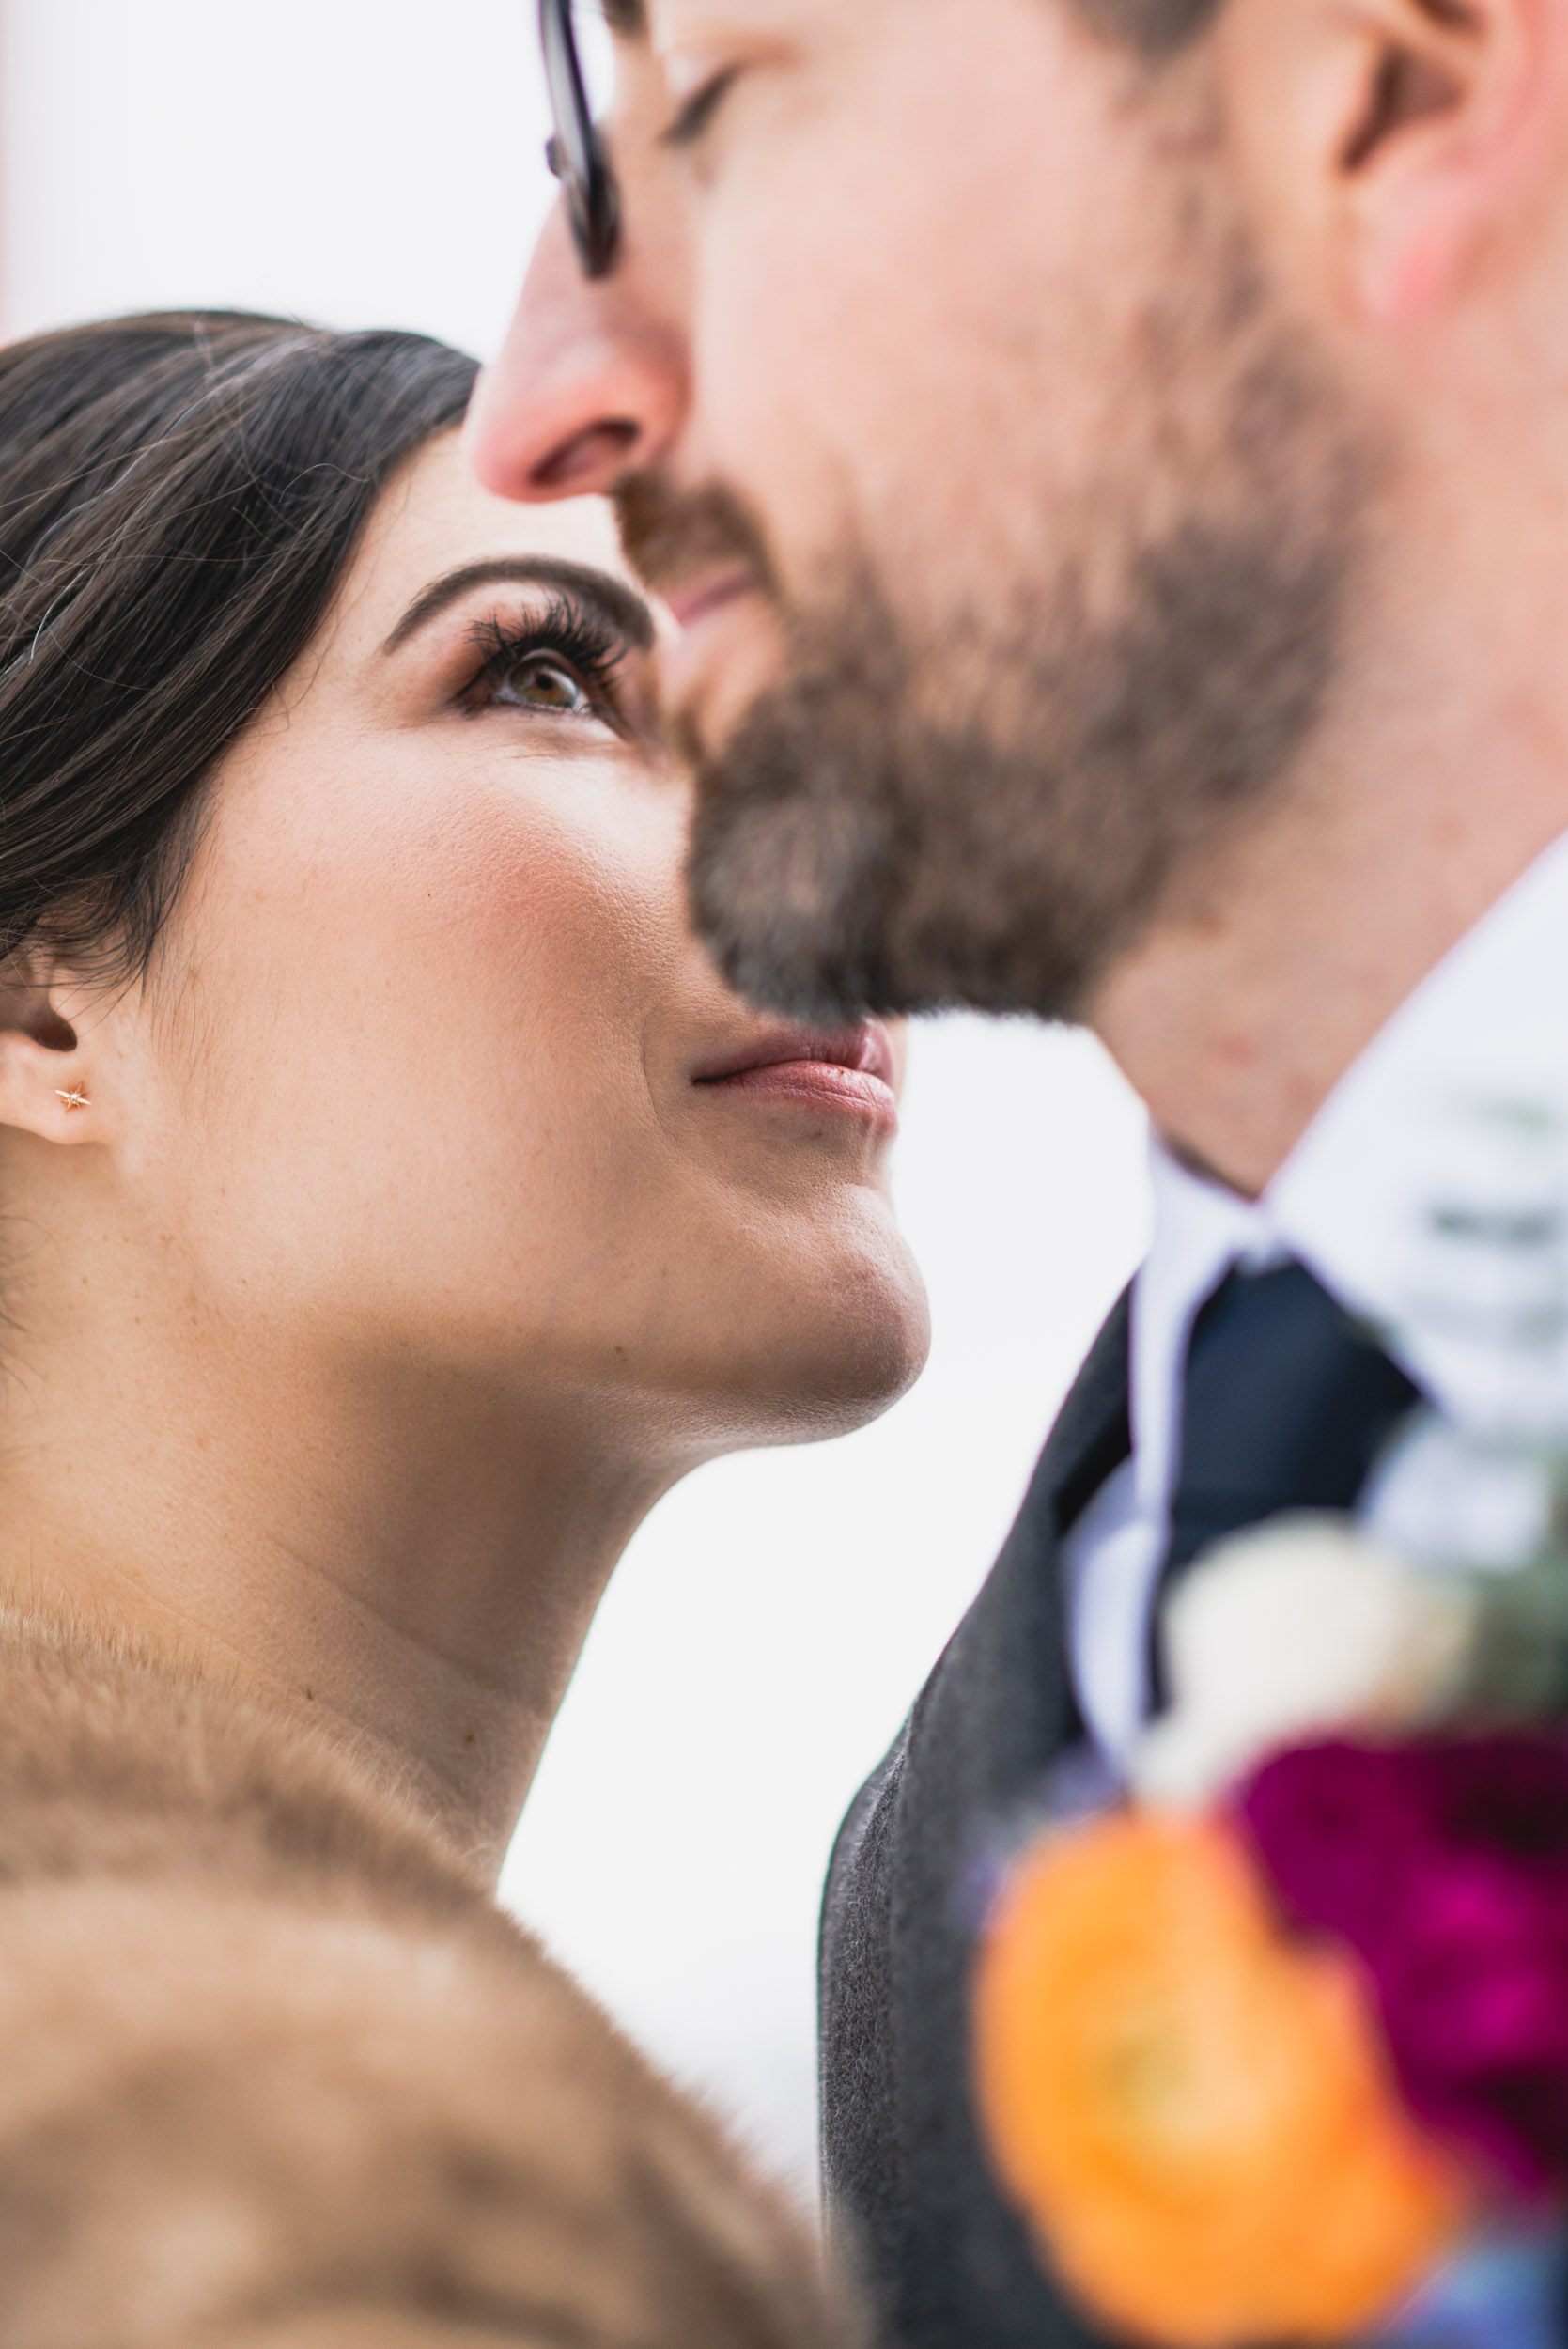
[0,1212,683,1882]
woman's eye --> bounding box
[493,656,596,715]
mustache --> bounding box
[613,472,780,602]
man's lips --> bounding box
[662,567,757,633]
[691,1022,898,1128]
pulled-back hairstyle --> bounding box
[0,312,478,982]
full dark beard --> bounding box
[686,496,1356,1025]
[625,232,1369,1026]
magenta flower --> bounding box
[1236,1735,1568,2194]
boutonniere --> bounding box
[970,1097,1568,2349]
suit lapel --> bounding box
[822,1298,1131,2349]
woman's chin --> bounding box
[685,1237,931,1448]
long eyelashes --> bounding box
[465,593,626,714]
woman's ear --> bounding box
[1219,0,1568,326]
[0,957,106,1145]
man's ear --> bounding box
[0,957,107,1144]
[1218,0,1568,324]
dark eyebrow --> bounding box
[603,0,645,30]
[380,557,656,657]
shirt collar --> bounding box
[1134,825,1568,1504]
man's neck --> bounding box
[1089,718,1568,1199]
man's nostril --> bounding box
[531,419,639,494]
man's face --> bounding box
[471,0,1367,1021]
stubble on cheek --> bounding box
[680,194,1373,1028]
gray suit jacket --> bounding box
[819,1299,1131,2349]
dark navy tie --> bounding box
[1158,1258,1422,1613]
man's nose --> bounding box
[465,198,688,503]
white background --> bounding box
[0,0,1151,2195]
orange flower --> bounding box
[972,1811,1466,2348]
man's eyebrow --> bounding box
[604,0,645,31]
[380,557,656,657]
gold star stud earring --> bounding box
[54,1088,90,1112]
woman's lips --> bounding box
[692,1022,898,1129]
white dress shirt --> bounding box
[1065,828,1568,1766]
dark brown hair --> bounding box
[0,312,477,982]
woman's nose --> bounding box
[464,198,689,503]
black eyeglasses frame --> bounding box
[539,0,622,281]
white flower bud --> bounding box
[1131,1514,1479,1812]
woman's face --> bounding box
[111,434,927,1453]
